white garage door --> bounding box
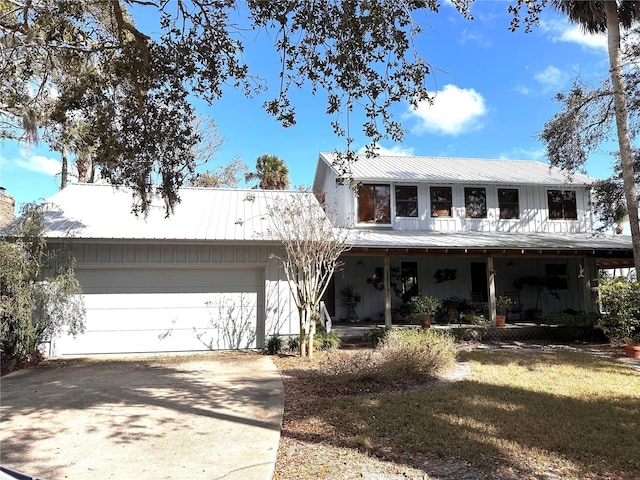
[53,268,263,355]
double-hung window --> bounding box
[357,184,391,224]
[547,190,577,220]
[465,187,487,218]
[430,187,452,217]
[395,186,418,218]
[498,189,519,219]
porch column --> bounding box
[488,256,497,325]
[582,257,594,314]
[384,253,392,328]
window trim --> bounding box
[357,183,392,225]
[430,186,453,218]
[547,189,578,220]
[498,188,520,220]
[464,187,487,219]
[395,185,419,218]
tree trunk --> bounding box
[60,149,68,190]
[307,319,315,360]
[605,0,640,272]
[299,305,312,358]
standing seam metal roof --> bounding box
[318,152,595,185]
[31,184,313,241]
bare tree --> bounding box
[268,192,351,358]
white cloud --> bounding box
[542,19,607,51]
[559,25,607,50]
[15,152,61,176]
[534,65,569,92]
[359,144,414,156]
[507,147,547,161]
[408,84,487,136]
[459,29,492,48]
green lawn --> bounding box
[304,350,640,479]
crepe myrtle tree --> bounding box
[0,203,85,360]
[267,191,351,358]
[1,0,477,216]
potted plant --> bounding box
[340,285,360,303]
[441,296,461,324]
[458,298,474,316]
[513,276,560,320]
[622,336,640,359]
[495,295,513,327]
[594,277,640,358]
[408,295,441,329]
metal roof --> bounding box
[318,152,595,186]
[17,184,312,241]
[348,229,633,253]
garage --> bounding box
[53,267,264,355]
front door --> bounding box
[471,262,488,301]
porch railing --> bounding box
[319,301,332,333]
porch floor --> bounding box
[330,320,539,336]
[329,320,603,345]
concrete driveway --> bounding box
[0,352,283,480]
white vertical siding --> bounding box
[336,181,594,234]
[336,255,594,321]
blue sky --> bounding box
[0,1,621,212]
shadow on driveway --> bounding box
[1,351,283,480]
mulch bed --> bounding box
[272,350,493,480]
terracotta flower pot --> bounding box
[496,315,506,327]
[623,345,640,359]
[421,317,432,329]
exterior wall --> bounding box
[335,254,594,322]
[70,242,300,345]
[336,182,593,234]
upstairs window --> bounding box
[430,187,452,217]
[498,189,519,219]
[358,184,391,224]
[465,187,487,218]
[395,185,418,217]
[548,190,577,220]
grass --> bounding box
[275,348,640,479]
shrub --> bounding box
[287,335,300,352]
[364,326,388,347]
[450,326,488,342]
[377,328,456,381]
[594,277,640,344]
[314,330,341,350]
[264,334,282,355]
[464,314,489,326]
[315,350,378,381]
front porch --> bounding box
[329,319,604,346]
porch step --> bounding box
[339,335,372,349]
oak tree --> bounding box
[1,0,472,214]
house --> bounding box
[30,184,303,356]
[8,153,635,355]
[313,152,635,326]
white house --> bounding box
[37,185,303,356]
[312,153,635,325]
[9,153,635,355]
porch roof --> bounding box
[347,230,634,266]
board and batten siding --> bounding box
[339,181,592,234]
[51,242,299,355]
[335,255,594,322]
